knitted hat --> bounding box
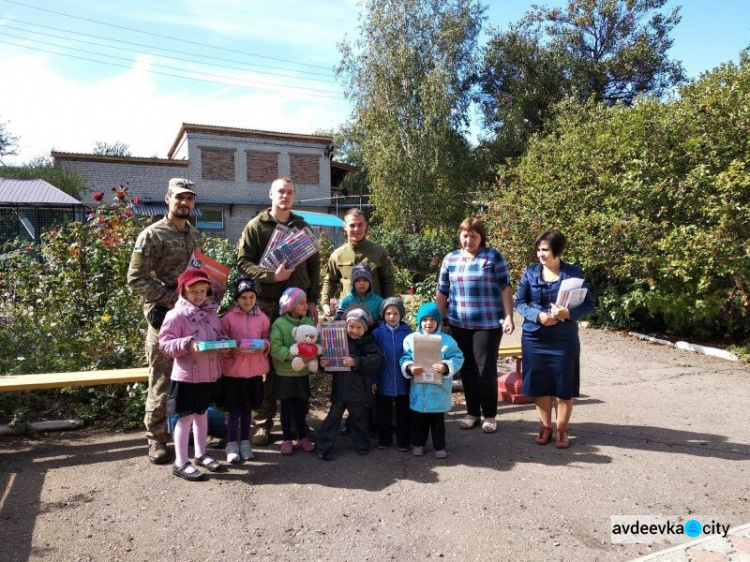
[232,276,257,301]
[351,263,373,287]
[380,297,405,320]
[344,307,371,331]
[177,269,212,296]
[279,287,307,316]
[416,301,441,331]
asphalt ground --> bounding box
[1,323,748,562]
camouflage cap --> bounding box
[168,178,196,196]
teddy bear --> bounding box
[289,324,323,373]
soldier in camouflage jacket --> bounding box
[127,178,202,464]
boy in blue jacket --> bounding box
[400,302,464,459]
[372,297,413,451]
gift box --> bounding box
[196,340,237,352]
[238,339,265,351]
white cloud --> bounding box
[0,50,351,164]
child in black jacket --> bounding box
[315,308,382,460]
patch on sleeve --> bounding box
[133,246,143,253]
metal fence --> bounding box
[0,206,83,245]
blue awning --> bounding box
[293,210,344,228]
[132,203,202,217]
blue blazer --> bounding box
[514,262,595,333]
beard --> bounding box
[172,206,191,219]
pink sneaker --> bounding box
[298,437,315,452]
[280,440,294,455]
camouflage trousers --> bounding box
[252,298,280,429]
[144,326,173,444]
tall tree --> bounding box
[0,119,19,165]
[337,0,485,230]
[478,0,685,156]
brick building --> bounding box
[53,123,354,244]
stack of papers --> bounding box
[556,277,588,309]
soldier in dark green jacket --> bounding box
[127,178,202,465]
[320,208,395,317]
[236,177,320,445]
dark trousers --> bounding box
[411,412,446,451]
[451,325,502,419]
[316,402,371,453]
[375,394,411,448]
[280,398,307,441]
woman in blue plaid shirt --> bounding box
[435,217,514,434]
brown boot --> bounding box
[148,442,168,464]
[250,425,270,446]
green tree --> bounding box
[315,124,370,198]
[478,0,685,157]
[486,50,750,341]
[337,0,485,230]
[0,119,19,165]
[0,160,89,200]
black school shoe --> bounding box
[316,450,332,461]
[172,462,206,482]
[195,454,222,472]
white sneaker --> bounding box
[239,440,254,461]
[226,441,241,464]
[434,449,448,459]
[412,446,425,457]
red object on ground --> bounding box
[497,370,534,404]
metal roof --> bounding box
[132,203,202,217]
[0,178,84,206]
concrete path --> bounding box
[1,325,748,561]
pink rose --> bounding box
[132,196,142,204]
[124,209,133,217]
[93,191,104,201]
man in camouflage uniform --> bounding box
[127,178,202,464]
[237,177,320,446]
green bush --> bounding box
[369,226,454,291]
[487,52,750,342]
[0,189,249,427]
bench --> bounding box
[498,344,522,375]
[0,367,149,392]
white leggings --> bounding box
[173,413,208,467]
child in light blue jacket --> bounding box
[400,302,464,458]
[334,263,384,324]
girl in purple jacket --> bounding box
[159,269,227,482]
[219,277,270,464]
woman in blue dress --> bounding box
[514,230,595,448]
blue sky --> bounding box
[1,0,748,164]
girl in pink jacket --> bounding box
[219,276,270,463]
[159,269,226,482]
